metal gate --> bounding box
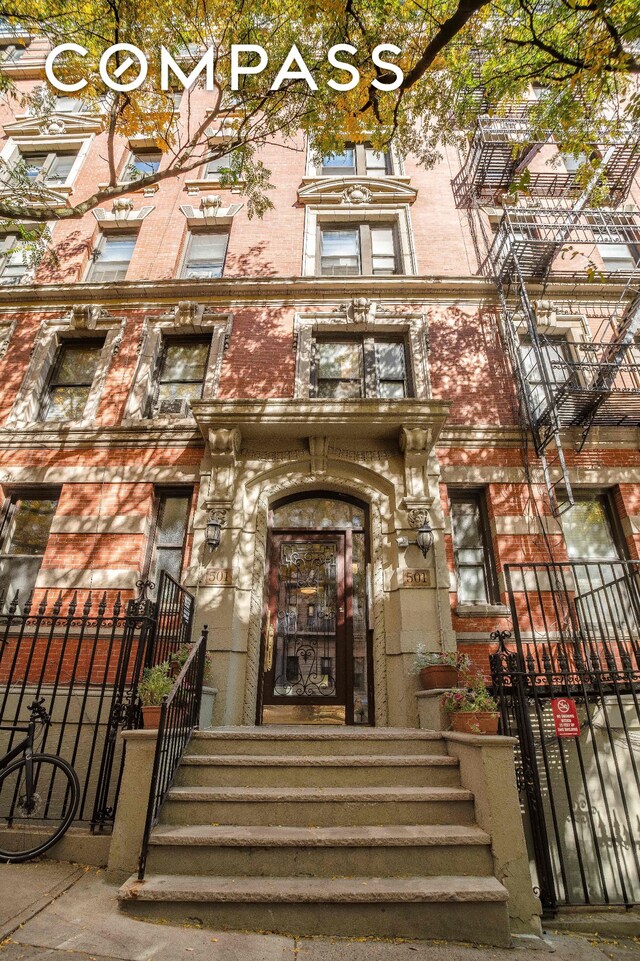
[0,571,194,830]
[490,560,640,913]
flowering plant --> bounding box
[440,671,498,714]
[409,645,471,676]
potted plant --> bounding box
[441,672,500,735]
[169,645,190,678]
[410,645,471,690]
[138,662,173,729]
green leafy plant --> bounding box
[409,644,471,676]
[138,663,173,706]
[170,644,212,671]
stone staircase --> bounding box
[118,727,511,945]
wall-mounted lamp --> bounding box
[415,521,434,559]
[206,508,226,551]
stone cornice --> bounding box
[0,423,203,450]
[192,398,452,449]
[0,274,635,311]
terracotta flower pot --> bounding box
[419,664,458,690]
[451,711,500,735]
[141,705,162,729]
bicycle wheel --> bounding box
[0,754,80,863]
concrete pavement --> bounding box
[1,861,640,961]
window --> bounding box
[124,149,162,180]
[561,152,588,175]
[597,243,639,272]
[203,152,234,179]
[87,234,135,283]
[146,489,192,587]
[519,335,571,418]
[0,236,30,285]
[319,224,400,276]
[151,336,211,415]
[39,339,105,422]
[450,491,498,605]
[19,150,76,187]
[312,337,410,399]
[320,143,391,176]
[561,493,623,561]
[0,491,59,606]
[182,231,228,279]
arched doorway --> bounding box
[257,493,373,725]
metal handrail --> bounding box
[137,627,207,879]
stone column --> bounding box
[106,730,157,882]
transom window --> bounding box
[182,232,229,279]
[18,150,76,187]
[151,336,211,415]
[318,224,399,276]
[320,143,392,176]
[87,234,136,283]
[449,490,499,605]
[312,337,410,399]
[40,338,105,422]
[0,490,59,607]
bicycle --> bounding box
[0,699,80,863]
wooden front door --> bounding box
[260,530,360,724]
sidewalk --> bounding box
[1,862,639,961]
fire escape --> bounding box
[454,104,640,515]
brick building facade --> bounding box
[0,33,639,731]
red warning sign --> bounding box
[551,697,581,738]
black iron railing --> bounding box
[491,561,640,912]
[138,627,207,879]
[0,570,196,830]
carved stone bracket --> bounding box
[399,426,434,501]
[174,300,205,326]
[68,304,107,330]
[208,427,242,460]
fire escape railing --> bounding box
[453,102,640,516]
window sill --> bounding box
[184,178,244,196]
[455,604,510,617]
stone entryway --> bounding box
[257,495,373,726]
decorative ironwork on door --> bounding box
[272,541,339,698]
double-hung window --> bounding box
[519,335,571,420]
[203,152,235,180]
[312,337,410,399]
[87,234,136,283]
[449,490,499,605]
[319,224,400,276]
[320,143,392,176]
[40,338,105,422]
[182,232,228,279]
[0,235,30,285]
[20,150,76,187]
[125,150,161,180]
[0,490,59,607]
[146,489,192,587]
[151,336,211,415]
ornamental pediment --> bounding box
[4,111,103,139]
[297,177,417,206]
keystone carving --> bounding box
[201,194,223,211]
[40,119,66,136]
[341,184,372,205]
[174,301,204,325]
[308,435,329,474]
[69,304,105,330]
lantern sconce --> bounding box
[397,508,434,559]
[206,508,227,552]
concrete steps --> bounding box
[177,754,461,787]
[118,727,511,944]
[119,874,510,943]
[145,823,495,877]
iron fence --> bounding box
[491,561,640,912]
[138,628,207,878]
[0,571,196,831]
